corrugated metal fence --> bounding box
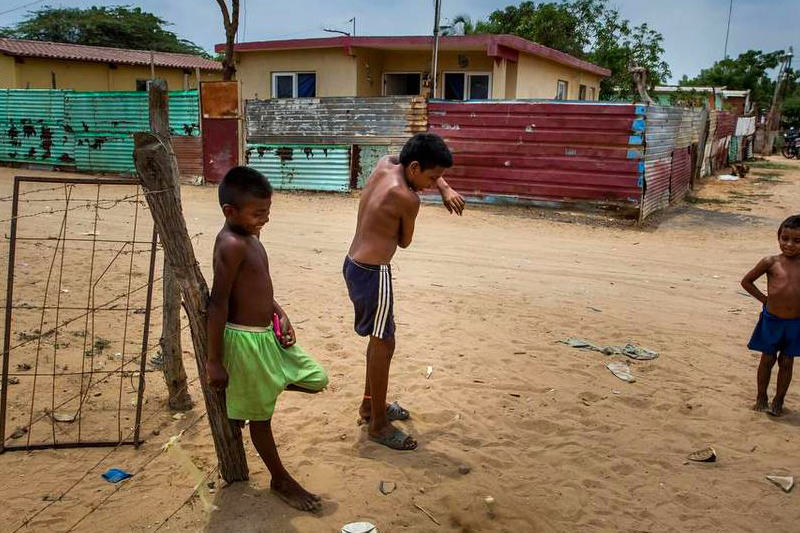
[0,89,199,174]
[640,106,707,220]
[245,96,426,191]
[427,100,645,210]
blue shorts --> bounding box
[748,308,800,357]
[343,256,395,340]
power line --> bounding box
[723,0,733,59]
[0,0,46,18]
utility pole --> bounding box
[762,47,794,155]
[430,0,442,98]
[723,0,733,59]
[350,17,356,37]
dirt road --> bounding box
[0,157,799,532]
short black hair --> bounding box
[218,166,272,208]
[399,133,453,171]
[779,214,800,235]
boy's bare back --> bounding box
[348,156,420,265]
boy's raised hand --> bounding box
[442,187,466,216]
[206,360,229,391]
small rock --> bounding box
[10,426,27,439]
[458,464,471,475]
[419,487,425,493]
[8,377,20,385]
[152,428,160,436]
[172,413,186,421]
[16,363,32,371]
[379,480,396,495]
[340,434,347,440]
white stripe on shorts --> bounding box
[373,265,390,337]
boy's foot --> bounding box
[270,475,322,512]
[368,422,417,451]
[754,397,770,412]
[359,401,410,422]
[768,398,785,417]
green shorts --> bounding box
[223,323,328,421]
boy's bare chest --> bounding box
[237,244,270,283]
[769,260,800,294]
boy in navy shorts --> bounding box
[742,215,800,416]
[343,133,464,450]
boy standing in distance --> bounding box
[742,214,800,416]
[343,133,464,450]
[207,166,328,511]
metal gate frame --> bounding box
[0,176,157,452]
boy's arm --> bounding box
[741,256,772,306]
[273,299,296,347]
[206,237,245,391]
[398,192,421,249]
[435,176,465,216]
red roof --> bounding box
[216,35,610,77]
[0,38,222,70]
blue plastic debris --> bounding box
[101,468,132,483]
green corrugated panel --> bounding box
[246,144,351,192]
[0,89,76,166]
[74,133,136,173]
[65,90,199,172]
[355,145,389,188]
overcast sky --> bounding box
[1,0,797,83]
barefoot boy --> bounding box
[207,166,328,511]
[742,214,800,416]
[343,133,464,450]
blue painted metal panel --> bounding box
[246,144,351,192]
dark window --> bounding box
[579,84,587,100]
[444,73,465,100]
[274,74,294,98]
[384,73,421,96]
[469,75,490,100]
[556,80,568,100]
[136,79,149,92]
[297,73,316,97]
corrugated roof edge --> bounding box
[0,38,222,70]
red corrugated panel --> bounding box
[670,147,691,202]
[172,136,203,178]
[428,101,643,206]
[641,157,671,219]
[714,111,737,139]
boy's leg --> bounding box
[249,420,322,512]
[366,335,416,449]
[756,353,777,411]
[770,354,794,416]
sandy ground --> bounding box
[0,157,800,532]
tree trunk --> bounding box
[216,0,240,81]
[149,79,192,412]
[133,131,249,483]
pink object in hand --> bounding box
[272,313,282,341]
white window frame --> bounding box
[556,79,569,100]
[441,71,493,100]
[382,71,423,96]
[590,87,596,101]
[271,72,315,99]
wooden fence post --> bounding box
[148,78,193,411]
[133,131,249,483]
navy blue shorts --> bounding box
[748,307,800,357]
[343,256,395,340]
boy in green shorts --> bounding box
[207,166,328,512]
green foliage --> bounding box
[784,94,800,127]
[446,1,670,101]
[680,50,786,113]
[0,5,209,57]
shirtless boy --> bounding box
[207,166,328,511]
[742,214,800,416]
[343,133,464,450]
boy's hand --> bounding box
[441,186,465,216]
[279,315,296,347]
[206,360,229,392]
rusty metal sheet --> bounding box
[670,147,692,202]
[246,96,426,145]
[640,157,672,220]
[200,81,239,119]
[428,100,645,208]
[245,144,350,192]
[202,118,239,183]
[172,136,203,180]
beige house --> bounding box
[0,38,222,91]
[217,35,609,101]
